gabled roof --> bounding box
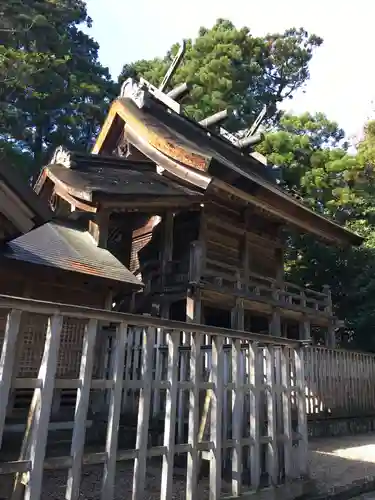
[3,220,143,289]
[0,162,52,242]
[91,81,362,247]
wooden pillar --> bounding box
[299,291,311,342]
[242,209,251,294]
[153,211,174,416]
[177,287,202,444]
[231,272,244,331]
[269,284,281,336]
[275,247,284,283]
[92,290,113,413]
[89,210,110,249]
[160,211,174,290]
[323,285,336,348]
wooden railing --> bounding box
[201,256,330,314]
[0,295,309,500]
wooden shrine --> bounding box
[0,53,365,499]
[33,75,362,349]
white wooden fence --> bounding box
[0,295,308,500]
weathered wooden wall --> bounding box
[203,201,282,284]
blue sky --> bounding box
[85,0,375,140]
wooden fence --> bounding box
[0,295,308,500]
[305,347,375,419]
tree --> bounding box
[256,112,361,221]
[1,0,116,180]
[259,113,375,351]
[120,19,323,130]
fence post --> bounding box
[19,314,63,500]
[294,343,308,477]
[101,322,127,500]
[132,326,155,500]
[249,341,261,489]
[210,335,224,499]
[231,338,243,496]
[0,309,22,448]
[281,346,293,478]
[186,331,202,500]
[160,331,179,500]
[66,319,98,500]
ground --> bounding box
[2,434,375,498]
[309,433,375,495]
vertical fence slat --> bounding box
[160,330,179,500]
[265,345,278,485]
[66,318,98,500]
[122,327,134,412]
[152,327,163,416]
[186,332,202,500]
[101,322,127,500]
[249,342,260,489]
[0,309,22,447]
[177,334,187,444]
[231,339,243,497]
[281,346,293,479]
[295,347,308,476]
[23,314,63,500]
[132,326,155,500]
[210,336,224,500]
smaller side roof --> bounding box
[3,220,143,289]
[0,162,53,242]
[34,148,203,206]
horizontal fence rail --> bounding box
[0,295,309,500]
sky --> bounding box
[85,0,375,140]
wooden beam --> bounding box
[54,185,97,213]
[99,196,203,210]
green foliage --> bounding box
[120,20,322,129]
[262,114,375,351]
[1,0,116,180]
